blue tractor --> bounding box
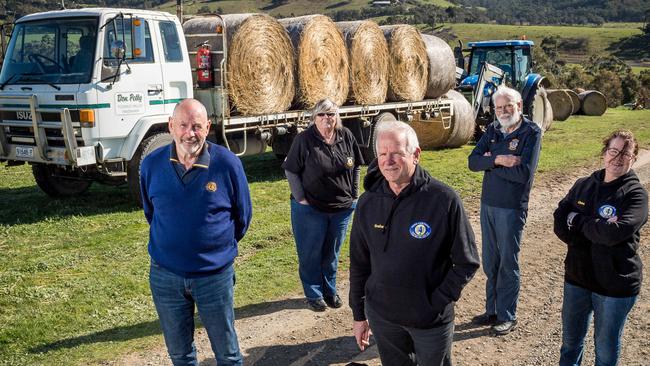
[455,39,551,133]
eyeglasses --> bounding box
[605,148,635,160]
[316,112,335,117]
[494,103,517,113]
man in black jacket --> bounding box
[349,121,479,365]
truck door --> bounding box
[97,17,165,140]
[156,20,191,114]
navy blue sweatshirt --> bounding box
[554,169,648,297]
[468,118,542,211]
[140,141,252,278]
[349,162,479,328]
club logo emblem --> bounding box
[346,157,354,168]
[509,139,519,151]
[409,222,431,239]
[206,181,217,192]
[598,205,616,219]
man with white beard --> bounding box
[468,85,542,336]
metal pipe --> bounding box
[176,0,183,22]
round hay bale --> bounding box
[336,20,389,105]
[565,89,580,115]
[579,90,607,116]
[444,89,475,148]
[183,14,295,115]
[421,34,456,99]
[280,15,349,107]
[546,89,573,121]
[411,109,453,150]
[380,25,428,102]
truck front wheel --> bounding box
[32,164,92,197]
[127,132,173,207]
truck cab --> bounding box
[0,8,191,198]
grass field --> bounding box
[447,22,643,56]
[1,107,650,365]
[158,0,457,16]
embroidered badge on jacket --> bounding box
[346,156,354,168]
[206,181,217,192]
[509,138,519,151]
[409,222,431,239]
[598,204,616,219]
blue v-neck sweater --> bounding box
[140,141,252,278]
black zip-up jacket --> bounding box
[349,161,479,328]
[553,169,648,297]
[468,118,542,211]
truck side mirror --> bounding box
[132,17,146,59]
[454,40,465,70]
[110,40,126,59]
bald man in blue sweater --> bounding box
[140,99,252,366]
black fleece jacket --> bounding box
[349,161,479,328]
[553,169,648,297]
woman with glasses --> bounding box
[282,98,364,311]
[553,129,648,366]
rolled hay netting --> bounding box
[566,89,581,115]
[444,89,475,148]
[531,88,554,132]
[579,90,607,116]
[421,34,456,99]
[410,108,453,150]
[380,25,428,102]
[546,89,573,121]
[281,15,349,107]
[183,14,295,115]
[336,20,389,105]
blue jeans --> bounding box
[366,302,453,366]
[149,261,242,366]
[560,282,637,366]
[290,199,354,300]
[480,204,526,322]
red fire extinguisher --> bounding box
[196,41,213,88]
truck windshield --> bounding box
[0,17,99,85]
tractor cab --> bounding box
[455,39,548,130]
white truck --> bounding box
[0,8,453,204]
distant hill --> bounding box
[2,0,648,25]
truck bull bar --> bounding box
[0,94,94,166]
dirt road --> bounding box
[114,152,650,366]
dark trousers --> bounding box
[366,303,453,366]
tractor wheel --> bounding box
[127,132,172,207]
[529,87,554,132]
[32,164,92,197]
[361,112,397,164]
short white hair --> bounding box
[492,85,522,105]
[374,120,419,154]
[310,98,342,130]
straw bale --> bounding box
[579,90,607,116]
[421,34,456,99]
[183,14,295,115]
[336,20,389,105]
[281,15,349,107]
[565,89,580,114]
[380,25,428,102]
[411,109,453,150]
[444,89,475,147]
[546,89,573,121]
